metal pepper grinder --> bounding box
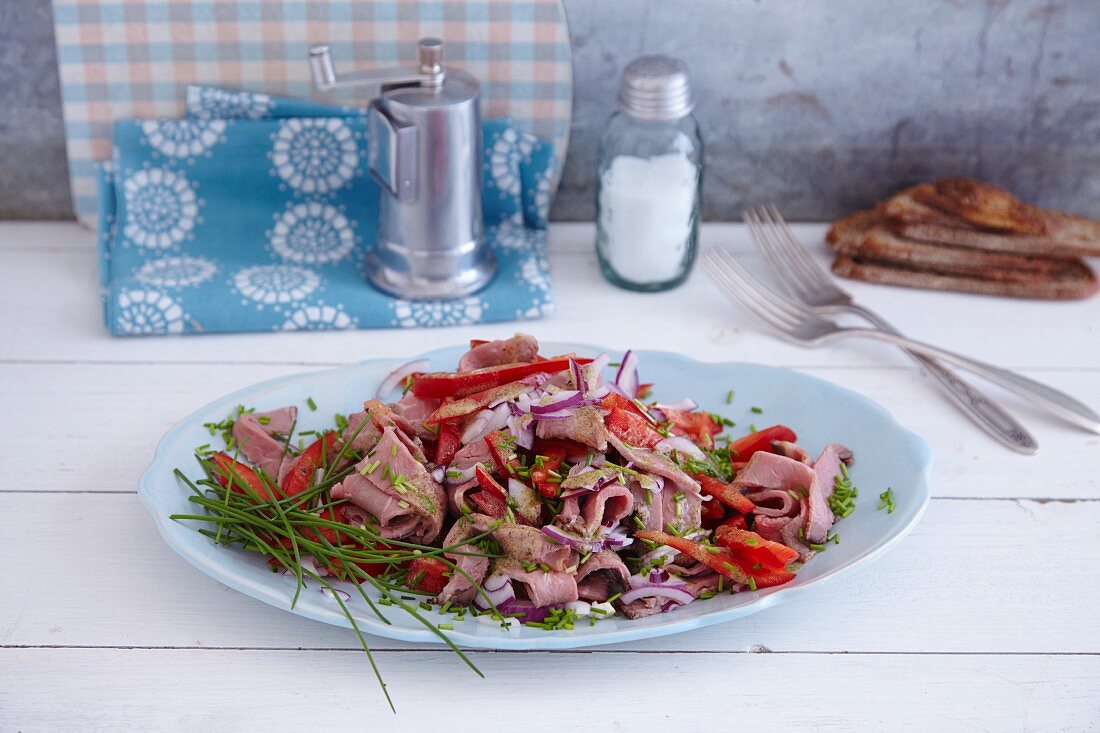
[309,38,495,299]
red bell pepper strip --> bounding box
[715,526,799,568]
[426,381,532,424]
[412,357,591,400]
[280,432,338,498]
[484,430,522,477]
[433,419,462,466]
[529,441,568,499]
[600,391,655,422]
[474,464,509,502]
[713,526,798,587]
[634,530,752,585]
[469,489,509,519]
[728,425,797,460]
[694,474,756,514]
[406,556,450,595]
[605,407,665,449]
[532,437,591,463]
[700,494,727,529]
[719,514,748,531]
[666,409,723,449]
[210,452,278,502]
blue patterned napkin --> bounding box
[96,86,556,336]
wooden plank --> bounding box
[1,223,1099,371]
[3,362,1095,499]
[2,494,1095,654]
[0,647,1095,731]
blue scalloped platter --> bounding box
[140,342,932,650]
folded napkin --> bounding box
[96,86,556,336]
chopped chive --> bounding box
[306,396,317,411]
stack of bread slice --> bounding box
[827,178,1098,299]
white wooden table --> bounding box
[1,221,1097,731]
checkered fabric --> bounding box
[52,0,573,225]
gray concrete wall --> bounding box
[2,0,1098,221]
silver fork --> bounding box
[704,245,1100,435]
[744,204,1038,454]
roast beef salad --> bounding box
[176,334,860,640]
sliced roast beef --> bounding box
[389,394,441,440]
[457,333,539,372]
[536,405,610,451]
[331,426,445,543]
[232,406,296,478]
[493,559,579,608]
[805,443,848,543]
[618,572,718,620]
[733,451,817,495]
[772,440,811,464]
[575,551,630,602]
[743,488,800,518]
[607,434,701,497]
[444,440,491,514]
[754,510,812,560]
[434,550,490,606]
[628,478,664,532]
[492,523,578,572]
[341,399,426,461]
[556,483,634,536]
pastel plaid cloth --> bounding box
[96,86,556,335]
[53,0,572,225]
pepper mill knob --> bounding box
[418,38,444,77]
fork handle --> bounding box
[847,306,1039,453]
[845,326,1100,434]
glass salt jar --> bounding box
[596,55,703,291]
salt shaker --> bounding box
[596,55,703,291]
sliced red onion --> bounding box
[497,599,551,624]
[483,573,510,592]
[375,358,430,398]
[530,390,584,415]
[590,384,612,400]
[569,358,588,393]
[541,525,631,552]
[629,570,688,589]
[530,409,578,421]
[461,403,511,444]
[282,556,328,577]
[431,466,445,483]
[321,586,352,602]
[619,585,695,607]
[444,464,478,486]
[655,435,706,460]
[614,350,640,399]
[506,413,534,450]
[587,353,610,382]
[475,574,516,610]
[656,398,699,413]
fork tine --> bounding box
[708,247,808,328]
[743,209,798,299]
[764,204,838,291]
[703,252,801,337]
[753,205,823,300]
[709,246,805,327]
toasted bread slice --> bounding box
[892,221,1100,259]
[878,185,982,229]
[831,256,1098,300]
[828,209,1082,278]
[912,178,1049,235]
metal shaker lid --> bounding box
[618,55,695,121]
